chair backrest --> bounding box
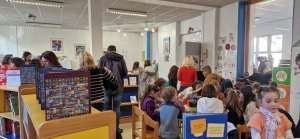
[132,106,144,131]
[236,124,250,139]
[142,114,159,139]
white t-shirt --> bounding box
[179,87,193,100]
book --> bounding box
[44,72,91,121]
[22,101,28,135]
[0,65,9,85]
[20,64,38,84]
[130,96,137,103]
[124,79,129,86]
[6,70,21,86]
[183,113,227,139]
[5,119,12,134]
[38,68,72,109]
[12,121,20,137]
[9,94,19,115]
[129,77,137,85]
[0,117,6,136]
[4,91,11,112]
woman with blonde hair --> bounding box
[78,51,117,111]
[178,56,198,92]
[224,89,245,127]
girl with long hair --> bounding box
[168,65,179,89]
[41,51,61,67]
[225,89,245,127]
[239,85,258,123]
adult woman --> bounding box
[79,51,117,111]
[202,66,224,85]
[2,54,13,65]
[143,60,158,86]
[22,51,32,65]
[239,85,258,123]
[40,51,61,67]
[178,56,197,92]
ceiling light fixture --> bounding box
[107,8,147,17]
[26,22,61,28]
[274,28,289,30]
[141,32,144,36]
[152,28,155,32]
[255,17,261,21]
[144,23,148,31]
[124,33,126,36]
[6,0,63,8]
[258,0,282,5]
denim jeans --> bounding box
[104,92,123,130]
[91,103,104,111]
[179,86,189,92]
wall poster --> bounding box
[51,38,63,54]
[163,37,170,54]
[74,44,86,59]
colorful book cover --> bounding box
[5,119,12,134]
[0,117,6,136]
[44,72,91,121]
[183,113,227,139]
[6,70,21,86]
[35,67,44,100]
[0,65,9,85]
[38,68,72,109]
[20,64,38,84]
[129,77,137,85]
[124,79,129,86]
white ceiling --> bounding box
[254,0,293,25]
[0,0,240,32]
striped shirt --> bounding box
[89,67,117,101]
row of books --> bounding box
[0,117,20,137]
[123,77,137,86]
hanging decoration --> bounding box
[28,13,36,22]
[188,27,194,33]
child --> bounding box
[225,89,245,127]
[197,84,224,113]
[10,57,24,69]
[209,80,226,104]
[154,78,167,104]
[168,65,179,90]
[270,81,277,87]
[178,80,202,101]
[247,87,293,139]
[30,58,42,67]
[157,87,182,139]
[141,84,160,131]
[239,86,258,123]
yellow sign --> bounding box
[190,118,206,137]
[142,51,145,61]
[53,126,109,139]
[207,124,225,137]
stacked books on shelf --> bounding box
[0,117,19,137]
[9,93,19,115]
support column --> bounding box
[146,31,151,60]
[88,0,102,62]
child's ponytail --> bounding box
[141,84,160,105]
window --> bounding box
[253,35,283,68]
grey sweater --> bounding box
[157,102,182,139]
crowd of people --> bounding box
[1,46,298,139]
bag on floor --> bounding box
[116,131,123,139]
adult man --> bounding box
[98,45,128,133]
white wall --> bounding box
[158,22,180,79]
[0,25,145,70]
[180,16,202,34]
[151,32,158,62]
[254,18,293,59]
[218,2,238,82]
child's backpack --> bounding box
[293,119,300,138]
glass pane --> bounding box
[254,37,257,52]
[270,53,282,68]
[271,35,283,52]
[258,37,268,52]
[253,54,256,68]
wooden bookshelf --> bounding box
[21,94,116,139]
[0,112,19,122]
[121,74,140,117]
[120,102,139,106]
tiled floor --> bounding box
[120,122,141,139]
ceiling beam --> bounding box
[125,0,216,11]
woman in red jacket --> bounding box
[178,56,198,92]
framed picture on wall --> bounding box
[74,44,86,59]
[163,37,170,54]
[51,38,63,54]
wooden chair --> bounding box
[132,106,144,139]
[236,124,250,139]
[142,114,159,139]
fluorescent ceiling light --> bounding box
[141,32,144,35]
[255,17,261,21]
[124,33,126,36]
[26,22,61,28]
[152,28,155,32]
[274,28,289,30]
[6,0,63,8]
[259,0,283,5]
[107,8,147,17]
